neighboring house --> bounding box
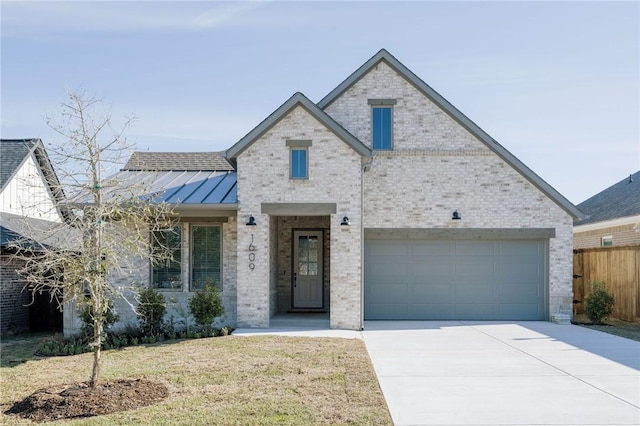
[574,171,640,249]
[0,139,65,335]
[66,49,582,334]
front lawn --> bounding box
[1,334,392,425]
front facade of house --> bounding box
[67,50,581,334]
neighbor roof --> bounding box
[0,138,66,215]
[123,151,235,171]
[225,92,371,159]
[318,49,583,219]
[0,212,77,251]
[575,171,640,226]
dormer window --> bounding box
[369,99,396,150]
[286,140,311,180]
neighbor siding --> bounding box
[574,223,640,249]
[0,154,62,222]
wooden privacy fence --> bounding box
[573,245,640,322]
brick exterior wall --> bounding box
[324,61,575,319]
[236,105,363,329]
[1,255,30,335]
[574,223,640,249]
[63,218,238,337]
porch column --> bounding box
[236,210,271,328]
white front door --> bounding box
[293,230,323,308]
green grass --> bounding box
[1,334,392,425]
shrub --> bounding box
[79,298,120,336]
[189,281,224,329]
[585,280,615,324]
[137,287,166,335]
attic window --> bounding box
[601,236,613,247]
[286,140,311,180]
[369,99,395,151]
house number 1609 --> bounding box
[248,234,256,270]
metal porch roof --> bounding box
[105,170,237,206]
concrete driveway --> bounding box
[362,321,640,426]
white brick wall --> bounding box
[324,61,574,320]
[236,105,363,329]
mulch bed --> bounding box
[4,379,168,423]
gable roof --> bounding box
[0,138,66,214]
[225,92,371,159]
[124,151,234,171]
[575,171,640,226]
[318,49,583,219]
[1,139,38,190]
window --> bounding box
[290,148,308,179]
[601,236,613,247]
[151,226,182,290]
[369,99,396,150]
[286,140,311,180]
[191,225,222,291]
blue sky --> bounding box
[1,1,638,204]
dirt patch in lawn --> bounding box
[4,379,168,423]
[572,314,640,342]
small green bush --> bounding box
[189,281,225,328]
[585,280,615,324]
[79,298,119,336]
[137,287,166,335]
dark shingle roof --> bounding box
[0,212,77,251]
[575,171,640,226]
[0,139,38,191]
[123,152,235,171]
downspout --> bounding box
[360,154,374,331]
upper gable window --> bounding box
[286,140,311,180]
[369,99,396,150]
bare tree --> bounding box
[9,91,175,387]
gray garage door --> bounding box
[364,240,547,320]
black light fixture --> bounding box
[452,210,461,220]
[246,215,256,226]
[340,216,350,226]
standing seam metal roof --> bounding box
[105,170,237,205]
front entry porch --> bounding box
[273,216,330,316]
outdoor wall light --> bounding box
[246,215,257,226]
[452,210,461,220]
[340,216,350,226]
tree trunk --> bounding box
[90,309,103,387]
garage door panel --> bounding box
[455,282,494,302]
[499,304,541,319]
[501,263,540,279]
[499,241,541,256]
[455,303,495,317]
[456,262,495,277]
[412,262,452,276]
[365,239,546,320]
[412,282,451,301]
[411,242,452,256]
[369,262,408,279]
[409,303,454,317]
[455,242,496,255]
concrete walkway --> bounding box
[362,321,640,426]
[235,321,640,425]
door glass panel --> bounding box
[308,262,318,276]
[299,262,308,275]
